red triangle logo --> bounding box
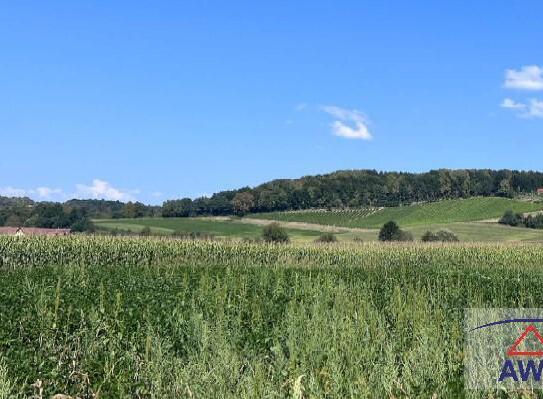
[507,325,543,356]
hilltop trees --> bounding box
[161,169,543,218]
[232,192,254,216]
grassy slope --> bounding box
[248,197,543,229]
[93,217,323,242]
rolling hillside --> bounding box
[93,197,543,243]
[246,197,543,229]
[93,216,323,242]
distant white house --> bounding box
[0,227,71,236]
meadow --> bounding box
[1,236,543,397]
[93,216,323,242]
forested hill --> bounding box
[162,169,543,217]
[3,170,543,225]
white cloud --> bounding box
[1,180,139,202]
[0,186,28,197]
[501,97,543,119]
[322,105,372,140]
[501,98,526,110]
[504,65,543,90]
[525,98,543,118]
[36,187,64,199]
[75,179,136,201]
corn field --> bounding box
[0,236,543,397]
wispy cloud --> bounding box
[0,186,64,199]
[0,179,139,202]
[0,186,28,197]
[295,102,307,111]
[36,187,64,199]
[525,99,543,118]
[501,98,526,110]
[504,65,543,91]
[501,98,543,119]
[75,179,137,201]
[322,105,372,140]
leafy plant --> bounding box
[262,223,289,243]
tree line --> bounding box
[0,198,159,231]
[162,169,543,217]
[2,169,543,227]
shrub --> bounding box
[378,221,412,242]
[421,231,439,242]
[421,229,459,242]
[524,214,543,229]
[398,230,414,242]
[262,223,290,243]
[435,229,459,242]
[499,210,523,227]
[315,233,337,243]
[379,221,400,241]
[139,226,152,236]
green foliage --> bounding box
[379,221,400,241]
[315,233,337,243]
[1,236,543,397]
[378,221,412,241]
[499,210,543,229]
[262,223,289,243]
[499,209,523,226]
[139,226,152,236]
[162,169,543,216]
[421,229,459,242]
[524,214,543,229]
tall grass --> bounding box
[0,236,542,397]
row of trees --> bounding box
[499,210,543,229]
[0,198,160,230]
[163,169,543,217]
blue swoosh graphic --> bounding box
[470,318,543,332]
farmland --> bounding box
[1,236,543,397]
[93,216,323,242]
[248,197,543,228]
[93,197,543,243]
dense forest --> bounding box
[2,169,543,228]
[162,169,543,217]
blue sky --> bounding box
[1,1,542,204]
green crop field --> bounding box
[248,197,543,229]
[93,216,323,242]
[1,236,543,397]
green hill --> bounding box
[247,197,543,229]
[93,217,323,242]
